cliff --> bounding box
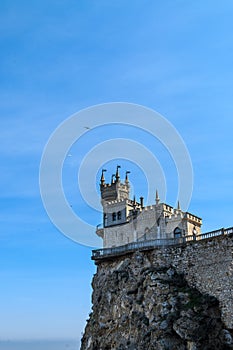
[81,236,233,350]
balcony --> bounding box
[92,226,232,261]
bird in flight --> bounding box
[84,126,91,129]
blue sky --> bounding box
[1,0,233,347]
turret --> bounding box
[100,166,130,205]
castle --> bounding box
[82,167,233,349]
[83,232,233,349]
[96,166,202,248]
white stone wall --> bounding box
[103,221,135,247]
[102,201,202,248]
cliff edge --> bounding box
[81,237,233,350]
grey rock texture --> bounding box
[81,247,233,350]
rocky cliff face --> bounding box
[81,250,233,350]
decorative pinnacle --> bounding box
[125,171,130,183]
[177,200,181,210]
[132,195,137,211]
[156,189,160,204]
[100,169,106,185]
[116,165,121,182]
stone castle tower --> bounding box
[96,166,202,248]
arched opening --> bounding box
[174,227,182,238]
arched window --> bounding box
[117,211,122,220]
[192,226,197,240]
[174,227,182,238]
[112,212,116,221]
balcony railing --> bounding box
[92,226,233,261]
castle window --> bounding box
[174,227,182,238]
[112,212,116,221]
[104,213,107,227]
[117,211,121,220]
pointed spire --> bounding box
[177,200,181,210]
[100,169,106,186]
[116,165,121,182]
[156,189,160,205]
[125,170,130,183]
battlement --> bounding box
[105,198,127,205]
[141,205,154,211]
[100,166,130,202]
[185,212,202,223]
[163,203,173,212]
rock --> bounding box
[220,329,233,345]
[173,316,200,340]
[81,250,233,350]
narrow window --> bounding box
[117,211,121,220]
[112,212,116,221]
[104,213,107,227]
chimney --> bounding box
[140,196,144,208]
